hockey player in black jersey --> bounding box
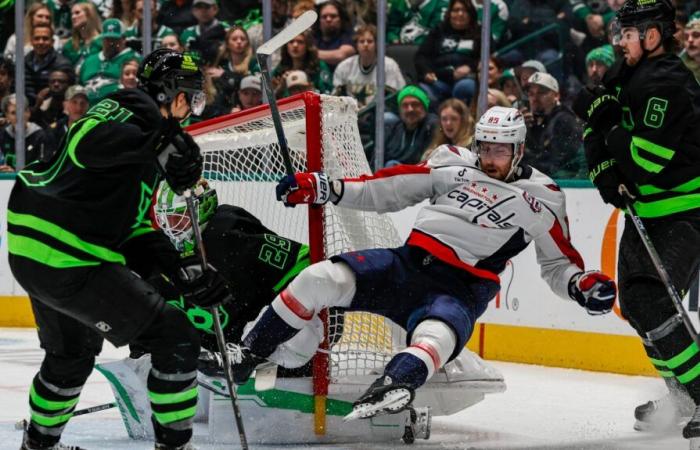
[573,0,700,442]
[9,49,232,450]
[149,179,322,373]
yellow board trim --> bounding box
[466,323,657,377]
[0,296,36,327]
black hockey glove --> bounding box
[176,258,232,308]
[572,84,621,136]
[568,271,616,316]
[584,130,626,209]
[164,132,203,195]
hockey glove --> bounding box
[275,172,343,207]
[568,271,616,316]
[584,130,627,209]
[572,84,621,136]
[163,132,203,195]
[176,259,232,308]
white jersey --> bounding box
[338,144,584,299]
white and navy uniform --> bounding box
[243,145,586,387]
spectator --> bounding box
[110,0,137,28]
[472,0,510,46]
[584,44,614,84]
[478,55,505,89]
[25,25,72,105]
[272,32,333,96]
[125,0,176,53]
[570,0,612,40]
[46,0,73,40]
[333,24,406,108]
[499,68,521,104]
[387,0,448,45]
[383,85,438,166]
[336,0,376,27]
[119,59,139,89]
[0,94,50,168]
[62,2,103,67]
[160,34,185,52]
[423,97,473,160]
[313,0,356,71]
[284,70,314,96]
[231,74,263,113]
[517,59,547,90]
[0,58,14,101]
[158,0,197,36]
[45,85,89,162]
[292,0,315,19]
[416,0,481,104]
[79,19,141,104]
[31,68,73,129]
[248,0,290,61]
[180,0,229,51]
[218,0,259,23]
[3,4,61,63]
[682,12,700,82]
[487,88,511,107]
[520,72,583,179]
[210,26,257,101]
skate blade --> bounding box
[343,389,412,422]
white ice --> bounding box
[0,328,688,449]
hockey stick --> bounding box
[618,185,699,342]
[256,10,318,176]
[14,403,117,430]
[184,191,249,450]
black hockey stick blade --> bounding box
[257,10,318,57]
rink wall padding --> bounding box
[1,178,697,378]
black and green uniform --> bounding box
[7,89,200,448]
[602,54,700,401]
[150,205,311,354]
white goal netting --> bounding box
[189,93,405,381]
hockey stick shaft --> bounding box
[256,10,318,177]
[619,185,698,341]
[15,403,117,430]
[184,192,249,450]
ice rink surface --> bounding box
[0,328,690,450]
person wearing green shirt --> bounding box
[125,0,177,53]
[387,0,448,45]
[46,0,72,40]
[79,18,142,104]
[180,0,230,50]
[61,2,103,67]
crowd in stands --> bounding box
[1,0,700,178]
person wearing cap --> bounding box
[285,70,313,96]
[231,74,263,113]
[498,68,520,104]
[681,11,700,82]
[382,85,438,167]
[45,84,90,160]
[585,44,615,84]
[573,0,700,438]
[517,59,547,90]
[79,18,142,104]
[180,0,229,51]
[521,71,584,178]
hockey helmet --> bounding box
[474,106,526,181]
[614,0,676,42]
[138,48,206,116]
[155,179,218,252]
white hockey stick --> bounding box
[256,10,318,176]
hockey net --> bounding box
[187,92,405,430]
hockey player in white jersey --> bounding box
[233,106,618,419]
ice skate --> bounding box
[227,344,267,385]
[684,405,700,439]
[20,427,85,450]
[634,390,694,431]
[154,441,196,450]
[344,375,415,421]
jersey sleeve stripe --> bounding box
[343,163,431,183]
[406,229,500,282]
[547,218,584,270]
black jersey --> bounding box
[605,53,700,219]
[7,89,176,269]
[153,205,310,348]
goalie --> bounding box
[233,106,618,420]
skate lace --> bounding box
[692,404,700,421]
[224,342,244,365]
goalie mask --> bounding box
[155,179,218,252]
[473,106,526,182]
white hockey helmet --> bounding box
[474,106,527,181]
[155,179,218,252]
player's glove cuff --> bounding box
[568,271,616,316]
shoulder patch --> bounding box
[522,191,542,213]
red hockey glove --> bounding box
[275,172,342,207]
[568,271,617,316]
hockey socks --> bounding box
[243,294,302,358]
[147,368,198,447]
[26,373,84,447]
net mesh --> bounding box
[191,94,404,379]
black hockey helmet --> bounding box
[137,48,206,115]
[615,0,676,40]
